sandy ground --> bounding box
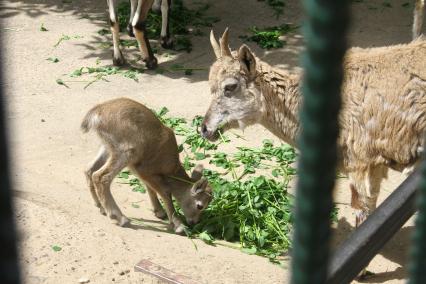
[1,0,424,283]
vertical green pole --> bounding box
[291,1,349,283]
[409,150,426,284]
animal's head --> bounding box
[179,165,213,225]
[201,28,262,141]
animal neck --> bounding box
[165,165,193,200]
[254,61,302,147]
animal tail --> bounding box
[81,106,100,133]
[413,0,425,39]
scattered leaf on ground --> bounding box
[47,57,59,63]
[52,245,62,252]
[40,23,48,32]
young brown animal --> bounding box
[81,98,212,233]
[201,28,426,230]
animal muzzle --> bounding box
[186,216,201,226]
[200,122,219,141]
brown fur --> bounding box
[82,98,212,233]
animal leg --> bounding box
[146,185,167,220]
[132,0,158,69]
[92,153,129,227]
[349,165,386,279]
[107,0,125,66]
[85,146,109,215]
[350,166,386,226]
[141,175,184,233]
[127,0,138,37]
[160,0,173,49]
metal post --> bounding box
[291,0,349,283]
[0,30,21,284]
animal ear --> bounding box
[191,164,204,180]
[191,177,208,196]
[238,45,256,80]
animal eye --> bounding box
[196,204,203,210]
[224,83,238,93]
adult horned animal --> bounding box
[201,27,426,232]
[106,0,172,69]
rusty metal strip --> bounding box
[134,259,199,284]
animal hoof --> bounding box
[144,57,158,69]
[355,210,368,227]
[113,56,125,66]
[99,207,106,216]
[112,51,125,66]
[127,24,135,37]
[154,210,167,220]
[174,223,186,235]
[161,37,173,49]
[118,216,130,227]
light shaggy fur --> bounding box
[202,29,426,227]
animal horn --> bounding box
[219,27,232,57]
[210,30,221,59]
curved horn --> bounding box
[210,30,221,59]
[219,27,232,57]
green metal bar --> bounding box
[291,1,349,283]
[408,151,426,284]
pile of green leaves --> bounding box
[117,108,339,263]
[240,24,298,49]
[116,0,220,52]
[194,168,294,262]
[153,108,297,263]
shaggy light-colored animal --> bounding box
[82,98,212,233]
[201,28,426,228]
[106,0,172,69]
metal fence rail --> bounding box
[408,155,426,284]
[327,170,419,283]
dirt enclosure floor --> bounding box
[1,0,425,283]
